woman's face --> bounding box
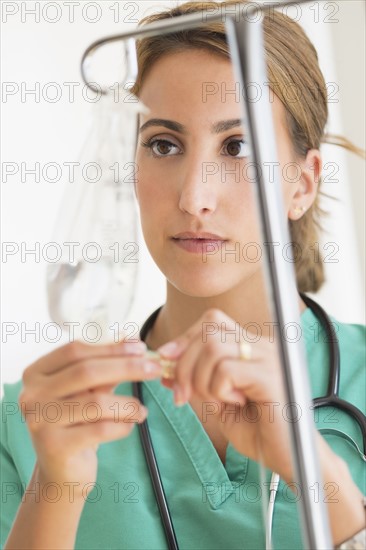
[135,49,319,298]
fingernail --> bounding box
[143,361,162,374]
[157,341,178,357]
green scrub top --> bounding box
[1,306,365,549]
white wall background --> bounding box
[1,0,365,388]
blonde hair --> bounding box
[131,0,364,293]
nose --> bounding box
[178,153,219,216]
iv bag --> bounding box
[47,89,149,343]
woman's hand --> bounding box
[19,339,162,499]
[156,308,366,546]
[157,307,298,482]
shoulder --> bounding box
[305,313,365,481]
[301,308,365,429]
[335,318,365,358]
[301,306,365,383]
[330,316,365,391]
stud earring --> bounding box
[293,206,306,215]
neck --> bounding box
[145,272,307,351]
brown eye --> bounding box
[223,139,250,158]
[227,141,241,156]
[140,138,181,157]
[155,140,175,156]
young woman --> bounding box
[1,1,365,549]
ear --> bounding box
[288,149,322,221]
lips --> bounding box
[172,231,226,240]
[171,232,227,254]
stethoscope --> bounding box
[132,293,366,550]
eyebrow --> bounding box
[138,118,243,135]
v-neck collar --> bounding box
[142,378,249,509]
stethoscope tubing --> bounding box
[132,381,179,550]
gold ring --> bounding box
[239,341,252,361]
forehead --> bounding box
[139,49,236,111]
[138,48,287,136]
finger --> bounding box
[191,340,239,402]
[63,412,147,451]
[40,356,163,399]
[173,334,240,404]
[172,336,203,404]
[209,358,273,404]
[64,396,149,450]
[23,339,147,377]
[191,350,215,399]
[23,394,147,431]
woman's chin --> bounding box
[166,273,236,298]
